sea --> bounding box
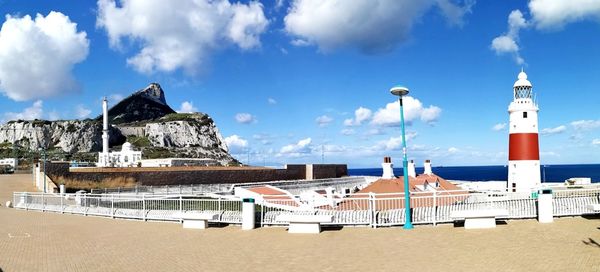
[348,164,600,183]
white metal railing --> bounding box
[13,192,243,223]
[553,188,600,216]
[13,187,600,227]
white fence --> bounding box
[13,192,242,223]
[13,187,600,227]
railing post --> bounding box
[369,192,376,228]
[42,193,45,212]
[218,196,222,211]
[179,195,183,223]
[142,194,146,221]
[61,194,64,214]
[84,194,88,216]
[111,194,115,219]
[433,191,437,226]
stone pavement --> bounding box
[1,174,599,272]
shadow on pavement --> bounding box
[582,238,600,248]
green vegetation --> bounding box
[143,147,176,159]
[126,135,151,147]
[160,113,206,122]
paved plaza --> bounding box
[0,174,599,271]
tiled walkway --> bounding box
[1,174,599,271]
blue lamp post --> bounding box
[390,85,414,230]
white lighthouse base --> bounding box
[508,160,541,193]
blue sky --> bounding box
[0,0,598,168]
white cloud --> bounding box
[48,110,60,121]
[267,98,277,105]
[571,120,600,131]
[235,113,256,124]
[178,101,198,113]
[75,105,92,119]
[492,123,507,131]
[253,133,273,145]
[345,107,373,126]
[290,39,311,47]
[97,0,268,74]
[375,132,417,151]
[541,125,566,135]
[315,115,333,127]
[279,137,312,155]
[490,9,528,65]
[371,96,442,126]
[593,139,600,146]
[224,135,248,154]
[0,12,89,101]
[436,0,475,27]
[340,128,355,136]
[3,100,44,122]
[284,0,473,53]
[529,0,600,29]
[448,147,459,153]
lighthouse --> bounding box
[508,70,541,192]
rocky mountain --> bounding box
[96,83,176,124]
[0,120,124,153]
[0,83,237,166]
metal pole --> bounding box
[399,96,414,229]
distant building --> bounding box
[0,158,17,168]
[140,158,219,167]
[98,142,142,167]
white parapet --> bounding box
[537,191,553,223]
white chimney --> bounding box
[408,160,416,178]
[381,156,395,179]
[424,159,432,175]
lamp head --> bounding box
[390,85,409,96]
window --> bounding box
[523,112,528,118]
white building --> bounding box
[507,70,541,192]
[97,97,143,167]
[0,158,17,168]
[98,142,142,167]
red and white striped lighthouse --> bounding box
[508,70,541,192]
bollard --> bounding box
[59,184,66,195]
[242,198,256,230]
[537,188,553,223]
[75,190,86,206]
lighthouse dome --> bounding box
[514,70,532,87]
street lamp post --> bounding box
[390,85,414,230]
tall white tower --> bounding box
[98,97,110,167]
[508,70,541,192]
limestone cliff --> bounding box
[0,83,237,166]
[0,120,123,153]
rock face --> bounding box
[0,120,124,153]
[1,83,237,166]
[97,83,176,124]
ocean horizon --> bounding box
[348,164,600,183]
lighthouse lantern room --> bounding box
[508,70,541,192]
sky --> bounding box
[0,0,599,168]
